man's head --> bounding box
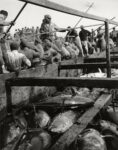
[44,14,51,24]
[113,27,115,31]
[10,41,20,51]
[80,25,84,30]
[0,10,8,20]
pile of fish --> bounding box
[57,86,108,101]
[2,104,118,150]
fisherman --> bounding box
[20,33,44,57]
[40,14,70,59]
[19,39,42,65]
[96,27,106,52]
[5,41,31,72]
[66,26,84,57]
[110,27,117,43]
[0,10,15,73]
[79,25,91,56]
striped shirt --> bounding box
[6,50,31,72]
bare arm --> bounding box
[22,55,31,67]
[0,20,12,26]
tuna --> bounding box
[106,106,118,125]
[34,110,50,128]
[99,120,118,136]
[49,110,77,133]
[39,131,51,149]
[75,129,107,150]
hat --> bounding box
[44,14,51,19]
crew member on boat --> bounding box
[110,27,117,43]
[40,14,70,59]
[79,25,91,56]
[0,10,14,73]
[5,41,31,72]
[66,26,84,57]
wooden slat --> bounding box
[84,56,118,63]
[50,94,112,150]
[58,62,118,70]
[19,0,118,24]
[5,77,118,88]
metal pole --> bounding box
[74,2,94,28]
[105,19,111,78]
[4,2,27,38]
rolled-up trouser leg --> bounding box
[82,40,89,55]
[74,36,84,56]
[101,38,106,51]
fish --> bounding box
[49,110,77,133]
[106,106,118,125]
[80,69,106,78]
[6,123,21,144]
[39,131,51,149]
[45,94,94,107]
[35,110,50,128]
[99,120,118,136]
[14,112,27,129]
[28,136,43,150]
[99,120,118,150]
[75,128,107,150]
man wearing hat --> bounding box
[40,14,70,59]
[0,10,14,73]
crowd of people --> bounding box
[0,10,117,74]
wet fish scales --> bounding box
[49,110,77,133]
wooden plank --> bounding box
[50,94,112,150]
[5,77,118,88]
[84,56,118,63]
[19,0,118,24]
[58,62,118,70]
[105,20,111,77]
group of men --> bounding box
[0,11,117,74]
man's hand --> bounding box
[10,21,15,26]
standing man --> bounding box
[110,27,117,43]
[79,25,91,56]
[65,27,84,57]
[0,10,14,73]
[40,14,70,59]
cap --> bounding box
[44,14,51,19]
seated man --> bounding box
[5,41,31,72]
[19,41,41,65]
[79,25,91,56]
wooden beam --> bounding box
[19,0,118,25]
[84,56,118,63]
[58,63,118,70]
[105,20,111,77]
[5,77,118,88]
[50,94,112,150]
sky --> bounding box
[0,0,118,36]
